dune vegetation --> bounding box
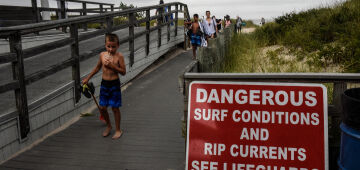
[223,0,360,73]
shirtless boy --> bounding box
[82,33,126,139]
[185,14,202,59]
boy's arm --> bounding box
[108,54,126,75]
[82,55,102,84]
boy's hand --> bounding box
[82,78,89,85]
[104,58,112,66]
[104,59,109,65]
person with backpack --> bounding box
[203,11,218,40]
[185,14,204,59]
[236,16,243,33]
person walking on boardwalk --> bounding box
[203,11,218,40]
[155,0,165,26]
[185,14,204,59]
[212,16,222,32]
[225,15,231,28]
[216,18,222,32]
[261,17,266,25]
[82,33,126,140]
[236,16,243,33]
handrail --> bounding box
[0,1,190,140]
[0,0,115,28]
[0,2,188,35]
[184,73,360,82]
[65,0,114,6]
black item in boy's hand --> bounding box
[79,82,95,98]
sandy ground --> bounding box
[241,27,256,33]
[260,45,343,73]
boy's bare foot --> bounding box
[102,126,112,137]
[112,130,123,140]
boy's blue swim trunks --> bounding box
[190,33,201,46]
[99,79,122,108]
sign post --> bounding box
[186,81,328,170]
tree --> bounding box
[119,2,144,19]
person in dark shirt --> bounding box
[216,19,222,31]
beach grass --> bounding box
[252,0,360,72]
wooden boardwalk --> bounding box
[0,51,193,169]
[0,25,182,115]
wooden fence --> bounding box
[0,2,190,140]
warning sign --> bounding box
[186,81,328,170]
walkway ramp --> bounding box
[0,51,192,169]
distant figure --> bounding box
[216,18,222,31]
[261,17,266,25]
[225,15,231,28]
[185,14,204,59]
[236,16,243,33]
[203,11,218,39]
[155,0,165,26]
[212,16,222,32]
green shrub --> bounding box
[253,0,360,72]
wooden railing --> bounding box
[179,61,360,169]
[0,0,115,28]
[0,2,190,139]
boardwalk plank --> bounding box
[0,51,192,169]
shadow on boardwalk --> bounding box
[0,51,193,170]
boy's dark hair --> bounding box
[206,11,210,14]
[105,33,119,46]
[193,14,199,18]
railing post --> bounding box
[70,24,81,103]
[146,9,150,55]
[184,5,190,20]
[330,82,347,169]
[183,5,190,50]
[31,0,40,35]
[111,5,114,11]
[106,17,113,33]
[31,0,40,23]
[175,4,178,37]
[9,32,30,140]
[129,13,135,66]
[100,4,103,13]
[157,5,163,47]
[60,0,66,33]
[56,11,59,20]
[333,82,347,112]
[99,4,104,28]
[82,2,87,31]
[167,5,171,42]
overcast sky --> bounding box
[3,0,345,20]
